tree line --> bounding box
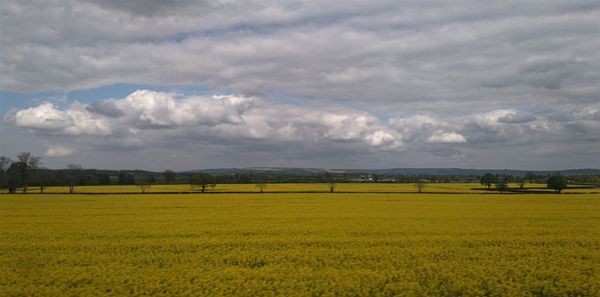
[1,152,597,194]
[479,172,568,193]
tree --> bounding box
[16,152,41,193]
[495,178,508,192]
[137,176,154,194]
[163,170,176,184]
[138,183,151,193]
[515,176,526,189]
[66,164,82,194]
[34,168,51,194]
[7,162,26,193]
[255,176,268,193]
[415,179,427,193]
[0,156,11,190]
[525,171,535,183]
[480,173,497,189]
[0,156,9,170]
[190,173,216,192]
[323,172,337,193]
[547,176,567,193]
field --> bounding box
[9,182,600,194]
[1,192,599,296]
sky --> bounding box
[1,0,599,171]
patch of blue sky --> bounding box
[67,83,226,102]
[1,82,393,120]
[0,83,233,113]
[0,90,66,114]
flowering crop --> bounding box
[1,193,599,296]
[12,182,599,194]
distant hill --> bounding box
[188,167,600,176]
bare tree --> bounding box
[66,164,82,194]
[323,172,337,193]
[34,168,51,194]
[255,176,268,193]
[7,162,25,193]
[137,176,154,194]
[0,156,11,190]
[0,156,10,171]
[16,152,41,193]
[138,184,151,193]
[415,179,427,193]
[327,182,337,193]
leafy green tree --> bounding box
[480,173,497,189]
[495,178,508,192]
[190,173,216,192]
[547,176,567,193]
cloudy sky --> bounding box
[1,0,599,170]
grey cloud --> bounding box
[3,96,599,169]
[4,91,600,164]
[2,0,599,113]
[497,112,537,124]
[485,57,592,90]
[1,1,599,169]
[4,91,402,149]
[88,100,125,117]
[424,147,465,160]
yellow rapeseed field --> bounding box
[1,193,599,296]
[13,182,600,194]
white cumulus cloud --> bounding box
[427,130,467,144]
[3,90,600,169]
[45,145,75,157]
[11,103,73,131]
[6,102,112,136]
